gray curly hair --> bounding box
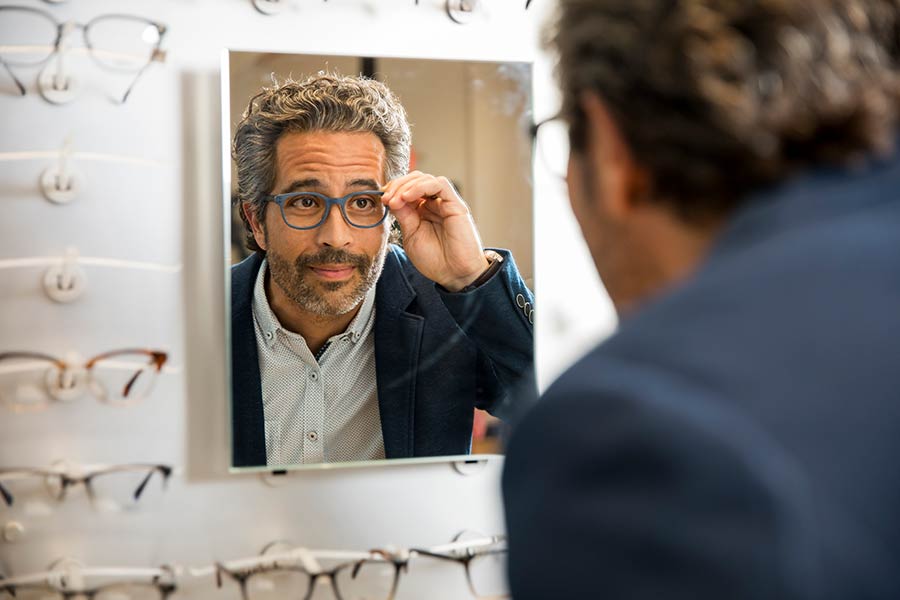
[547,0,900,222]
[232,72,412,252]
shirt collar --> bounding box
[251,258,376,349]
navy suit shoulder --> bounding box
[504,158,900,599]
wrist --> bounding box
[443,250,504,293]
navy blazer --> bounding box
[231,245,534,467]
[503,156,900,599]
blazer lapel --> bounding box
[230,253,268,467]
[374,247,424,458]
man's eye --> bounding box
[350,195,377,210]
[286,195,321,209]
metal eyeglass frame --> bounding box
[0,348,168,409]
[267,190,388,231]
[0,5,168,103]
[0,463,172,509]
[215,553,407,600]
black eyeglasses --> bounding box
[267,190,389,231]
[0,6,167,103]
[531,115,569,180]
[0,463,172,512]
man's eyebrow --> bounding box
[348,178,381,190]
[282,178,323,193]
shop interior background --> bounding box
[0,0,615,598]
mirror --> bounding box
[225,51,534,470]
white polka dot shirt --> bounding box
[251,259,386,466]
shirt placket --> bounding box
[301,355,325,464]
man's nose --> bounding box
[314,203,354,247]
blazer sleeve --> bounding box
[436,248,536,418]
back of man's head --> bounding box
[548,0,900,222]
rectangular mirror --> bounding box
[225,50,535,470]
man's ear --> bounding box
[242,202,267,251]
[580,92,650,221]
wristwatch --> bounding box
[457,250,504,293]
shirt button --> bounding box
[264,331,273,339]
[516,293,526,308]
[309,370,319,382]
[307,431,319,442]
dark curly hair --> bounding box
[547,0,900,221]
[232,73,411,253]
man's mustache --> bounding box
[294,248,370,271]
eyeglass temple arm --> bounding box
[119,46,165,104]
[0,481,14,507]
[0,59,26,96]
[122,353,165,397]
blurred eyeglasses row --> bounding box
[0,533,508,600]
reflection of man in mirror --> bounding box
[230,73,534,467]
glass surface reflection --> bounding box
[226,52,535,469]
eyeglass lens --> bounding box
[333,561,399,600]
[534,118,569,180]
[466,551,509,598]
[244,570,311,600]
[0,8,58,65]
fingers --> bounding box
[381,172,468,216]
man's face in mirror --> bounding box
[244,130,391,317]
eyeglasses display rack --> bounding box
[0,1,545,598]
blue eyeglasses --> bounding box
[267,190,389,231]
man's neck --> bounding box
[264,270,361,355]
[615,208,724,315]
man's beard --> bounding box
[266,243,387,317]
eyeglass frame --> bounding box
[0,5,168,103]
[529,113,572,181]
[407,537,509,600]
[0,348,168,408]
[214,552,407,600]
[0,463,173,509]
[0,565,177,600]
[267,190,389,231]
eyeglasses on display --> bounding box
[0,348,168,412]
[0,463,172,513]
[0,6,168,103]
[0,561,176,600]
[202,533,507,600]
[408,533,509,599]
[268,190,389,231]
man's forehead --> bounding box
[275,131,386,185]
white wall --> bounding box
[0,0,615,597]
